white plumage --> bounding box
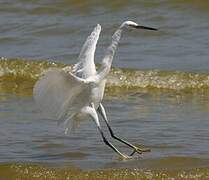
[33,21,157,158]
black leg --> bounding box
[97,103,150,156]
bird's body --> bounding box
[67,24,105,123]
[33,21,157,158]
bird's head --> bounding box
[121,20,157,31]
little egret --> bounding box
[33,21,157,159]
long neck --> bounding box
[97,26,123,81]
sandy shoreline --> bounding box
[0,163,209,179]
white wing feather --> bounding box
[33,68,86,122]
[73,24,101,78]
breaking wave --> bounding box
[1,58,209,96]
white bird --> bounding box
[33,21,157,159]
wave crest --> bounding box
[1,58,209,96]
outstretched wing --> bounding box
[33,68,87,122]
[73,24,101,78]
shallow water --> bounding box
[0,59,209,178]
[1,0,209,72]
[0,0,209,179]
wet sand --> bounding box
[1,163,209,180]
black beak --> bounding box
[134,25,158,31]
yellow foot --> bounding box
[118,154,133,160]
[136,147,151,153]
[130,147,151,156]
